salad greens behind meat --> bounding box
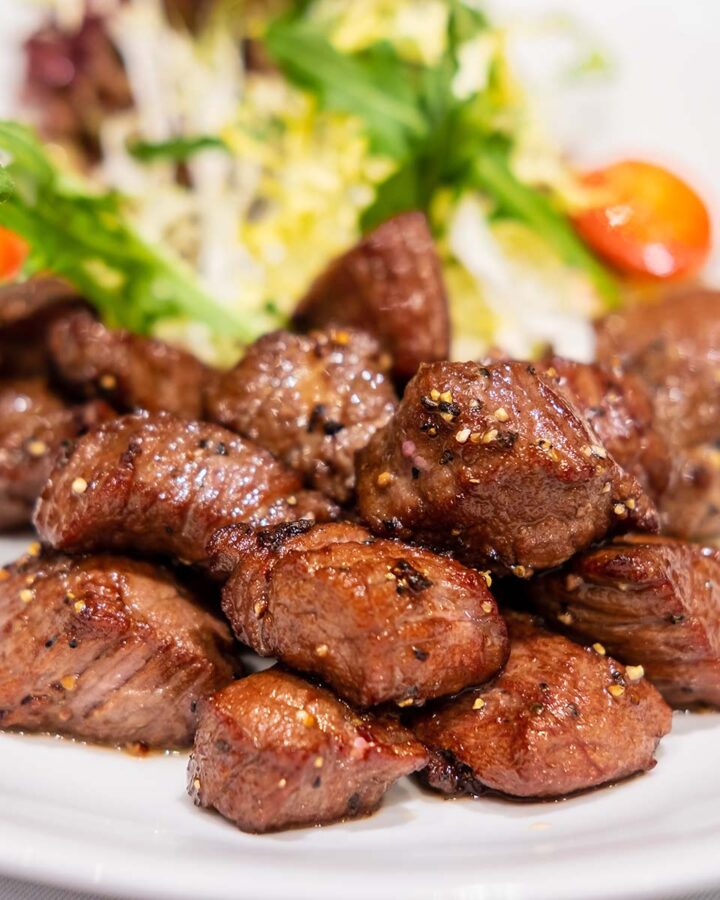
[0,0,617,364]
[266,5,616,302]
[0,121,256,340]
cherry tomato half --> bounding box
[0,227,28,281]
[573,160,712,280]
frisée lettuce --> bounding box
[0,121,255,341]
[0,0,618,363]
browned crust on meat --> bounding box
[356,360,657,574]
[0,549,238,747]
[49,309,210,418]
[34,412,338,565]
[412,612,671,799]
[205,328,396,502]
[541,355,672,502]
[529,535,720,707]
[0,378,112,531]
[187,668,428,833]
[211,521,508,707]
[293,212,450,381]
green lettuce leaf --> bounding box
[471,143,619,305]
[265,17,428,160]
[0,121,254,338]
[267,6,618,305]
[127,134,229,163]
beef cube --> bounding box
[658,444,720,541]
[541,355,672,502]
[34,412,338,566]
[357,361,657,575]
[205,329,396,503]
[595,288,720,448]
[412,612,671,799]
[0,378,111,530]
[49,309,210,418]
[0,549,237,747]
[210,521,508,708]
[529,535,720,707]
[187,667,428,832]
[294,212,450,381]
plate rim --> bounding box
[1,749,720,900]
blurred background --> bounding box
[0,0,718,366]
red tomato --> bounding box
[0,227,28,281]
[573,160,712,280]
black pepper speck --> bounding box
[391,559,433,594]
[496,431,518,449]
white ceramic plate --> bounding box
[2,2,720,898]
[0,602,718,900]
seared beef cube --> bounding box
[0,277,86,377]
[34,412,338,566]
[356,361,657,575]
[542,354,720,541]
[187,668,428,833]
[0,378,111,531]
[210,521,508,708]
[529,535,720,707]
[595,288,720,448]
[542,356,672,502]
[205,329,396,503]
[0,550,237,747]
[294,212,450,381]
[659,444,720,540]
[0,277,79,328]
[412,612,671,799]
[49,309,210,418]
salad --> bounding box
[0,0,712,365]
